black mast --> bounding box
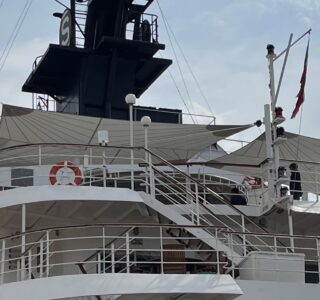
[22,0,180,123]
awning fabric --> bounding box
[0,104,253,166]
[207,132,320,194]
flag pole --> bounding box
[274,28,311,61]
[274,33,293,105]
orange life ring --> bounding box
[49,161,82,186]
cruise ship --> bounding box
[1,1,320,299]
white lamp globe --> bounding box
[141,116,152,127]
[125,93,136,105]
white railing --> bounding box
[0,224,319,285]
[0,145,279,243]
[0,144,310,271]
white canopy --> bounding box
[0,105,253,166]
[208,132,320,194]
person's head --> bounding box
[255,177,262,184]
[289,163,298,170]
[231,187,240,194]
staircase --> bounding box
[138,149,278,268]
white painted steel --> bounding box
[0,186,145,209]
[237,279,320,300]
[239,252,305,283]
[0,273,242,300]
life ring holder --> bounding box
[49,161,82,186]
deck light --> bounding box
[125,93,136,105]
[141,116,151,127]
[126,93,137,190]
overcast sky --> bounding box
[0,0,319,147]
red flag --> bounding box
[291,39,309,119]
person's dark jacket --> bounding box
[290,171,302,199]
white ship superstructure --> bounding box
[1,1,320,299]
[0,105,320,300]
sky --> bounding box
[0,0,320,150]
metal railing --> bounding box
[126,11,159,43]
[0,224,319,285]
[0,144,309,269]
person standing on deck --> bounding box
[289,163,302,200]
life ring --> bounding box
[49,161,82,186]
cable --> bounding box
[158,52,196,124]
[0,0,30,64]
[0,0,33,72]
[54,0,68,9]
[157,4,216,121]
[156,0,196,124]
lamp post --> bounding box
[141,116,151,194]
[141,116,151,158]
[125,93,136,190]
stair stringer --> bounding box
[139,191,243,265]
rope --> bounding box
[157,8,216,122]
[156,0,196,124]
[0,0,33,72]
[54,0,68,9]
[158,53,195,123]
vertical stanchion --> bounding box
[21,204,26,280]
[203,171,206,199]
[149,153,155,201]
[28,250,32,280]
[215,228,220,275]
[102,226,105,273]
[126,232,130,273]
[46,231,50,277]
[111,243,115,273]
[230,234,235,278]
[40,239,44,278]
[241,215,246,255]
[317,238,320,284]
[160,227,164,274]
[195,184,200,225]
[1,239,6,284]
[103,149,106,187]
[17,260,20,282]
[97,253,101,274]
[185,165,193,223]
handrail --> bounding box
[0,223,229,241]
[149,167,274,253]
[1,223,319,286]
[144,147,269,234]
[82,227,135,263]
[144,147,293,253]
